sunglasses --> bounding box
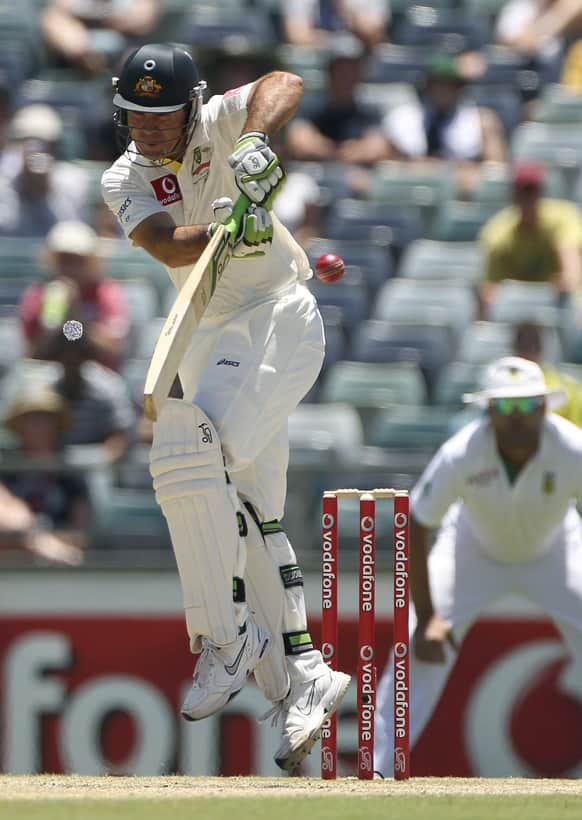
[491,397,545,415]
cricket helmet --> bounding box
[112,43,206,157]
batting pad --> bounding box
[150,400,247,651]
[244,506,312,701]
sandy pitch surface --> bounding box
[2,776,582,800]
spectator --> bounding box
[495,0,582,80]
[282,0,390,50]
[41,0,161,75]
[47,332,137,462]
[512,320,582,426]
[382,51,507,195]
[374,355,582,776]
[478,162,582,316]
[0,104,90,237]
[561,36,582,89]
[19,220,130,372]
[0,379,89,565]
[0,76,14,179]
[286,37,390,166]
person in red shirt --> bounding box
[19,220,130,371]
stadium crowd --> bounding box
[2,0,582,564]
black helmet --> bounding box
[113,43,205,114]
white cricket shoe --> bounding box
[181,619,271,721]
[261,668,351,771]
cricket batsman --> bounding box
[375,356,582,775]
[101,43,349,771]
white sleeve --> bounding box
[382,103,426,158]
[101,163,164,240]
[410,443,462,529]
[204,84,254,147]
[284,0,316,21]
[495,0,533,42]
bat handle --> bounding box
[224,194,251,236]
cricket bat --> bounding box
[143,194,250,422]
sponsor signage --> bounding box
[1,574,581,777]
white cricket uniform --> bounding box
[101,83,324,519]
[375,413,582,776]
[102,83,328,701]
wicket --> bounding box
[321,488,410,780]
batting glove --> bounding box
[228,132,285,208]
[210,196,273,258]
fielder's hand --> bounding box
[413,613,458,664]
[228,132,285,207]
[210,196,273,258]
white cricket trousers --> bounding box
[374,507,582,776]
[178,281,325,518]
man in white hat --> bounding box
[374,355,582,776]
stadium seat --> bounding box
[307,239,392,294]
[277,45,327,92]
[355,82,417,117]
[393,6,489,52]
[467,85,522,139]
[367,162,456,234]
[430,200,500,242]
[351,319,454,399]
[0,237,45,279]
[286,159,355,203]
[511,123,582,197]
[119,279,159,325]
[319,305,347,373]
[368,405,452,450]
[458,321,563,365]
[320,360,427,428]
[323,199,423,260]
[487,280,574,344]
[535,84,582,124]
[461,45,541,99]
[134,317,166,361]
[396,238,483,284]
[463,0,510,24]
[183,6,277,50]
[473,164,566,204]
[101,240,170,304]
[91,487,170,550]
[288,402,364,466]
[365,44,427,85]
[308,265,370,335]
[372,278,477,343]
[434,360,485,406]
[557,362,582,384]
[0,316,25,376]
[0,277,36,311]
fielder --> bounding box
[374,356,582,776]
[101,43,349,771]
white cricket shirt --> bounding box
[101,83,311,317]
[411,413,582,564]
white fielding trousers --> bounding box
[374,507,582,776]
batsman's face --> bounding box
[489,396,546,450]
[127,109,188,160]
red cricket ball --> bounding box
[314,253,345,283]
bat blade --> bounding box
[143,223,233,422]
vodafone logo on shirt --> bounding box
[150,174,182,206]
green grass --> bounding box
[4,796,582,820]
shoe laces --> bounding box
[192,643,217,688]
[259,699,287,728]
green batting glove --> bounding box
[210,196,273,258]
